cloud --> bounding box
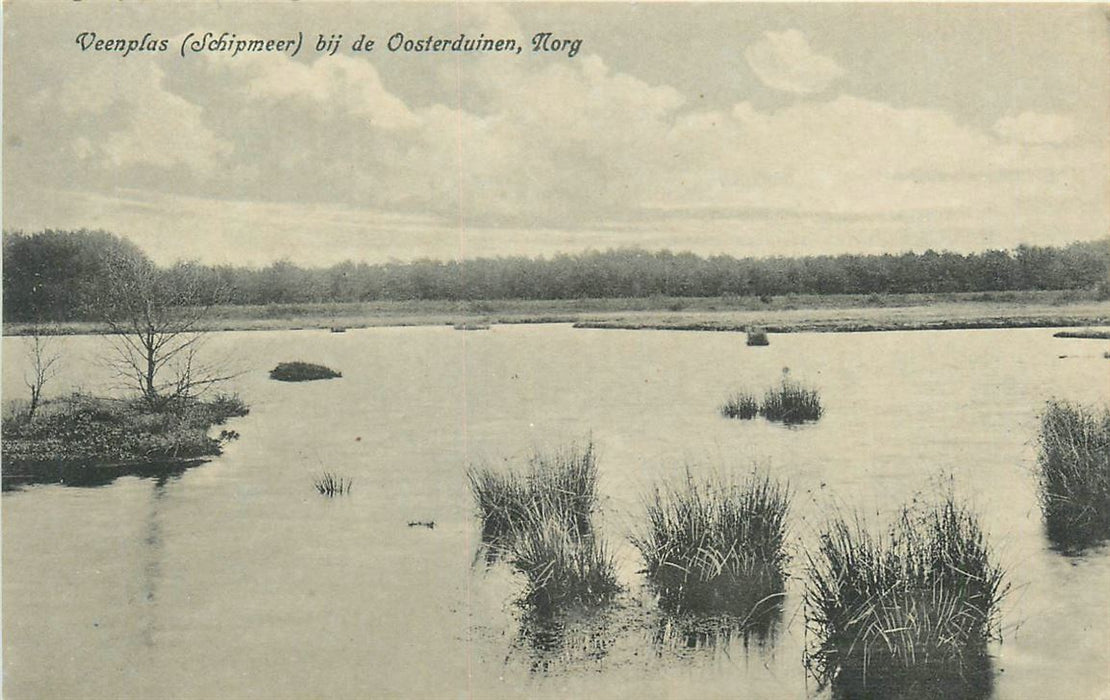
[744,30,844,94]
[231,53,417,129]
[993,111,1077,144]
[4,18,1105,262]
[57,63,232,174]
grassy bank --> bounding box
[5,290,1108,336]
[2,393,248,489]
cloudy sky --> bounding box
[3,2,1108,266]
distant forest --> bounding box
[4,229,1109,322]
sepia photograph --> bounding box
[2,2,1109,698]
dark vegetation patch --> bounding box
[313,471,352,497]
[760,378,823,424]
[467,442,618,614]
[720,378,824,424]
[1053,329,1110,339]
[632,472,791,624]
[805,496,1007,699]
[1036,400,1110,551]
[2,393,248,489]
[510,516,620,611]
[746,328,769,346]
[720,391,759,420]
[269,361,342,382]
[5,229,1107,324]
[468,442,599,547]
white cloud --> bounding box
[57,63,231,174]
[6,24,1105,262]
[232,53,417,130]
[744,30,845,94]
[993,111,1077,144]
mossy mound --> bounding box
[269,362,342,382]
[1,394,249,477]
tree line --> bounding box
[4,229,1108,322]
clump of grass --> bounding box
[746,327,770,346]
[1036,399,1110,550]
[468,442,617,611]
[468,467,530,544]
[510,516,619,613]
[313,471,352,496]
[760,378,823,424]
[269,362,342,382]
[805,496,1007,697]
[720,391,759,420]
[632,471,791,619]
[467,442,598,546]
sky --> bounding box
[3,2,1108,267]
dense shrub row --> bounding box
[5,229,1108,321]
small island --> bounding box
[269,361,342,382]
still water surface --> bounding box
[3,325,1108,698]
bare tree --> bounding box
[24,328,61,420]
[99,252,234,409]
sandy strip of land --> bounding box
[4,294,1109,336]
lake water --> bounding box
[3,325,1109,699]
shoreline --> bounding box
[573,315,1110,334]
[4,292,1109,337]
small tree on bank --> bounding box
[24,328,61,421]
[99,252,233,409]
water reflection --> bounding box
[511,604,620,674]
[1043,514,1110,556]
[138,474,173,648]
[808,636,995,700]
[650,604,782,660]
[1,458,201,491]
[828,649,994,700]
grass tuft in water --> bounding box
[632,471,791,619]
[760,378,823,424]
[467,442,617,611]
[467,442,598,546]
[805,495,1007,698]
[270,362,342,382]
[746,328,770,346]
[1036,399,1110,550]
[720,391,760,420]
[510,516,620,613]
[313,471,352,496]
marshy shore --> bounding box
[5,290,1109,337]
